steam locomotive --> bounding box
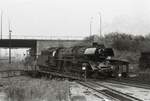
[37,43,129,80]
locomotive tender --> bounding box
[139,52,150,70]
[37,43,129,80]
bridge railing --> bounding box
[1,35,86,40]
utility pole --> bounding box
[99,12,102,38]
[1,10,2,39]
[0,10,2,59]
[9,20,12,64]
[90,17,93,36]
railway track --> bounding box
[105,79,150,90]
[77,80,143,101]
[77,81,119,101]
[0,69,83,81]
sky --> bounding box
[0,0,150,38]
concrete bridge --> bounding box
[0,39,81,56]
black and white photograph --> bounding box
[0,0,150,101]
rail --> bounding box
[91,81,143,101]
[77,80,143,101]
[0,69,84,81]
[106,79,150,90]
[77,81,119,101]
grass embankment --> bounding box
[0,62,26,70]
[0,77,70,101]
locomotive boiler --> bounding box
[37,43,129,79]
